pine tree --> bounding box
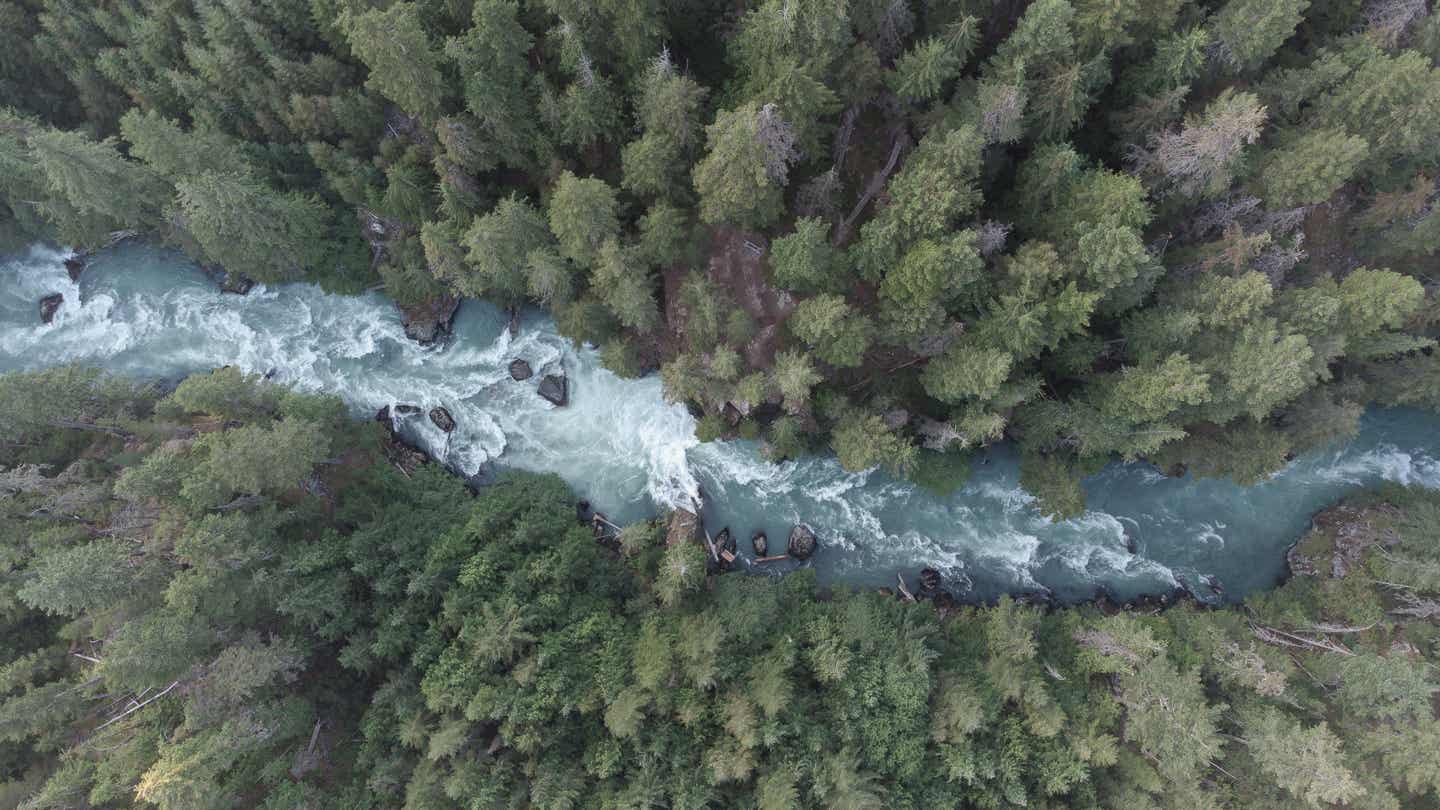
[547,171,619,267]
[344,2,448,122]
[790,295,873,368]
[692,103,797,229]
[453,195,553,303]
[174,172,335,283]
[770,217,844,293]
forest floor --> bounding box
[663,225,795,370]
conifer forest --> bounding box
[2,0,1440,807]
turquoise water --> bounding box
[5,243,1438,602]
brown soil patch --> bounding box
[1300,196,1361,280]
[664,224,795,370]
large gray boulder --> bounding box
[509,359,533,381]
[39,293,63,324]
[429,406,456,433]
[788,525,818,560]
[538,374,568,407]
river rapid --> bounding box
[6,243,1439,603]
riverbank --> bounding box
[8,361,1438,808]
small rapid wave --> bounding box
[3,243,1439,603]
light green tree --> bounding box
[790,295,874,368]
[547,171,619,267]
[344,2,448,121]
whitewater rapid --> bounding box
[5,244,1439,602]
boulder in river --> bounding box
[429,406,456,433]
[64,255,86,282]
[39,293,63,324]
[788,524,818,560]
[751,530,769,556]
[918,567,941,593]
[714,527,737,566]
[398,294,460,346]
[393,404,421,416]
[509,359,533,381]
[538,373,568,407]
[219,270,255,295]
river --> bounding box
[5,243,1438,603]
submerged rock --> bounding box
[39,293,63,324]
[429,406,456,433]
[393,404,421,416]
[509,359,533,381]
[751,530,769,556]
[788,525,818,560]
[538,373,568,407]
[398,294,460,346]
[64,255,86,282]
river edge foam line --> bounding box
[5,243,1439,604]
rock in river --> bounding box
[710,527,736,568]
[39,293,63,324]
[398,294,460,346]
[919,567,941,593]
[509,359,533,381]
[64,255,86,282]
[393,404,421,416]
[751,530,769,556]
[538,373,568,407]
[429,406,456,433]
[218,270,255,295]
[788,525,818,560]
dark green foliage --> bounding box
[3,371,1440,807]
[1,0,1435,504]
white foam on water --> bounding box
[6,243,1440,601]
[968,479,1037,512]
[1193,522,1226,548]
